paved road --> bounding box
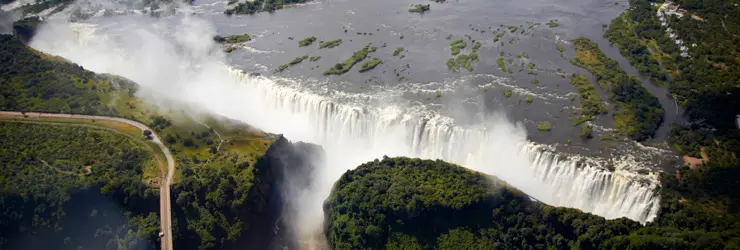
[0,111,175,250]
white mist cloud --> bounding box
[29,2,659,244]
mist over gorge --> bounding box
[6,0,695,247]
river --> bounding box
[26,0,682,245]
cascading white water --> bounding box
[29,15,661,241]
[226,70,661,224]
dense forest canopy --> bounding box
[605,0,740,157]
[325,157,740,250]
[0,122,159,249]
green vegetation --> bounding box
[0,122,160,249]
[319,39,343,49]
[0,34,277,249]
[408,4,430,13]
[324,44,376,75]
[530,79,539,84]
[309,56,321,62]
[500,88,513,98]
[555,44,566,53]
[547,20,560,28]
[449,39,466,56]
[605,0,677,86]
[213,34,251,44]
[446,40,478,72]
[607,0,740,149]
[507,25,518,33]
[445,58,456,72]
[276,55,308,72]
[471,42,481,51]
[569,74,607,122]
[326,155,740,249]
[515,52,529,58]
[225,0,310,15]
[496,57,506,72]
[447,48,479,73]
[570,37,663,141]
[492,32,505,42]
[525,96,533,103]
[359,58,382,73]
[606,4,740,241]
[289,55,309,65]
[580,123,593,139]
[537,121,551,131]
[392,47,404,56]
[298,36,317,47]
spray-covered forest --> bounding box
[325,156,740,249]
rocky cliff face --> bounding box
[226,135,324,250]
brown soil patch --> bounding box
[682,150,710,169]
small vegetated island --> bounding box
[225,0,311,15]
[393,47,404,56]
[408,4,430,13]
[324,44,377,75]
[319,39,343,49]
[213,33,251,53]
[325,156,740,249]
[276,55,309,72]
[570,37,663,141]
[298,36,317,47]
[213,34,251,44]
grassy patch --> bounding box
[580,124,593,139]
[276,55,308,72]
[500,88,513,98]
[213,34,251,44]
[496,58,506,72]
[359,58,382,72]
[569,74,607,122]
[472,42,481,51]
[556,44,566,53]
[319,39,343,49]
[537,121,551,131]
[493,32,505,42]
[450,40,467,56]
[408,4,430,13]
[393,47,404,56]
[298,36,317,47]
[310,56,321,62]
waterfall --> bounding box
[225,69,661,223]
[30,18,661,227]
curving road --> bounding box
[0,111,175,250]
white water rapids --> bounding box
[29,14,661,239]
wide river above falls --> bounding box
[26,0,686,245]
